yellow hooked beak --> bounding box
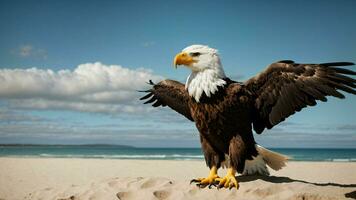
[173,52,196,68]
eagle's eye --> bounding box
[190,52,201,57]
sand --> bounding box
[0,158,355,200]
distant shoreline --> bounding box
[0,156,355,162]
[0,146,356,162]
[0,144,135,148]
[0,144,356,149]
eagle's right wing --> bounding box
[140,79,193,121]
[244,61,355,134]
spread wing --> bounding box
[245,60,356,134]
[140,79,193,121]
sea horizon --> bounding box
[1,143,356,149]
[1,144,355,162]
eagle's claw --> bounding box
[216,174,239,190]
[208,182,218,189]
[190,176,220,189]
[190,179,200,184]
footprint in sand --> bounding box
[292,193,330,200]
[58,195,76,200]
[253,185,282,197]
[153,190,171,200]
[140,178,174,189]
[140,178,157,189]
[116,191,132,200]
[108,180,120,188]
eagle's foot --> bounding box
[190,166,219,188]
[216,168,239,190]
[190,176,220,188]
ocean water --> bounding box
[0,145,355,162]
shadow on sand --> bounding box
[237,175,356,199]
[237,175,356,188]
[345,191,356,199]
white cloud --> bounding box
[13,45,48,59]
[19,45,32,57]
[142,41,156,47]
[0,108,44,122]
[0,62,163,114]
[0,117,199,147]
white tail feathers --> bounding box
[257,145,289,171]
[242,145,289,176]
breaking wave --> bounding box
[37,154,205,160]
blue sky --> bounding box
[0,0,355,147]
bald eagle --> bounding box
[140,45,355,189]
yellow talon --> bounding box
[190,166,220,188]
[217,168,239,189]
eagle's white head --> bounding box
[173,44,226,102]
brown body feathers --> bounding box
[140,61,356,172]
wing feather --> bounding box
[245,61,355,134]
[140,79,193,121]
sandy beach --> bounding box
[0,158,355,200]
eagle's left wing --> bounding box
[244,61,356,134]
[140,79,193,121]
